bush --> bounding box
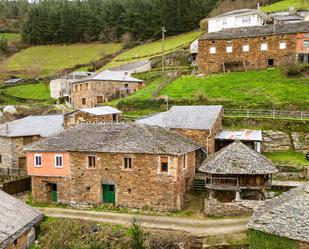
[128,219,145,249]
[0,37,9,54]
[284,63,308,76]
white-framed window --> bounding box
[279,42,286,49]
[226,45,233,53]
[210,47,216,54]
[261,43,268,51]
[243,44,249,52]
[222,19,227,25]
[34,154,42,167]
[55,155,63,168]
[304,40,309,48]
[241,17,251,24]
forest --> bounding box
[0,0,218,45]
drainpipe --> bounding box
[206,129,212,157]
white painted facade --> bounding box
[208,9,269,33]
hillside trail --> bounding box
[39,207,249,236]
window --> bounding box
[88,155,96,168]
[112,114,118,122]
[241,17,251,24]
[82,98,86,105]
[124,83,129,89]
[160,157,168,172]
[34,154,42,167]
[209,47,216,54]
[55,155,63,168]
[222,19,227,25]
[268,59,274,66]
[243,44,249,52]
[183,154,187,169]
[124,157,132,169]
[304,40,309,48]
[261,43,268,51]
[226,45,233,53]
[96,96,103,103]
[279,42,286,49]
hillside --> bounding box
[114,69,309,116]
[261,0,308,12]
[0,43,122,78]
[102,31,201,70]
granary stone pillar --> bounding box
[235,190,241,202]
[209,190,215,199]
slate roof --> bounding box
[0,115,64,138]
[136,106,223,130]
[110,60,150,72]
[198,140,278,174]
[25,123,200,156]
[78,106,122,116]
[248,183,309,243]
[200,21,309,40]
[0,190,43,249]
[210,8,270,21]
[72,70,144,84]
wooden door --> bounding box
[102,184,115,204]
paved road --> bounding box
[39,207,249,236]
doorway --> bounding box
[102,184,115,204]
[50,183,58,202]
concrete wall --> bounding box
[31,151,196,211]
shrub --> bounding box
[128,218,145,249]
[284,63,307,76]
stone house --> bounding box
[0,115,64,170]
[136,105,223,154]
[50,71,94,100]
[208,8,270,33]
[248,183,309,249]
[69,70,145,109]
[64,106,122,129]
[25,123,200,211]
[198,140,278,202]
[0,190,43,249]
[198,22,309,74]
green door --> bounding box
[102,184,115,204]
[51,183,58,202]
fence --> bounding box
[224,109,309,121]
[2,177,31,195]
[0,167,27,177]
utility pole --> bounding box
[161,27,166,72]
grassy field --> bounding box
[160,69,309,109]
[0,33,21,43]
[3,83,51,100]
[102,31,201,70]
[1,43,122,77]
[261,0,307,12]
[264,150,308,167]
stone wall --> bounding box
[262,130,309,152]
[204,199,263,217]
[64,111,122,128]
[71,80,145,109]
[31,151,196,211]
[0,135,40,169]
[299,242,309,249]
[5,227,34,249]
[198,33,299,74]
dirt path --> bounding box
[39,207,249,236]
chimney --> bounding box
[5,123,9,133]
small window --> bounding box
[124,157,132,169]
[96,96,103,103]
[226,45,233,53]
[124,83,129,89]
[82,98,86,105]
[261,43,268,51]
[303,40,309,48]
[211,40,215,44]
[55,155,63,168]
[222,19,227,25]
[128,188,131,193]
[243,44,249,52]
[279,42,286,49]
[34,154,42,167]
[268,59,274,66]
[86,187,91,192]
[262,37,267,40]
[160,157,168,172]
[241,17,251,24]
[88,156,96,168]
[183,154,187,169]
[209,47,216,54]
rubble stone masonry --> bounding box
[31,151,196,211]
[71,80,145,109]
[198,33,300,74]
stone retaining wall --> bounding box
[204,199,263,217]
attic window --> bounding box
[160,157,168,172]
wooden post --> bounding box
[243,60,247,72]
[222,62,226,74]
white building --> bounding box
[208,9,270,33]
[50,71,93,99]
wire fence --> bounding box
[224,109,309,121]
